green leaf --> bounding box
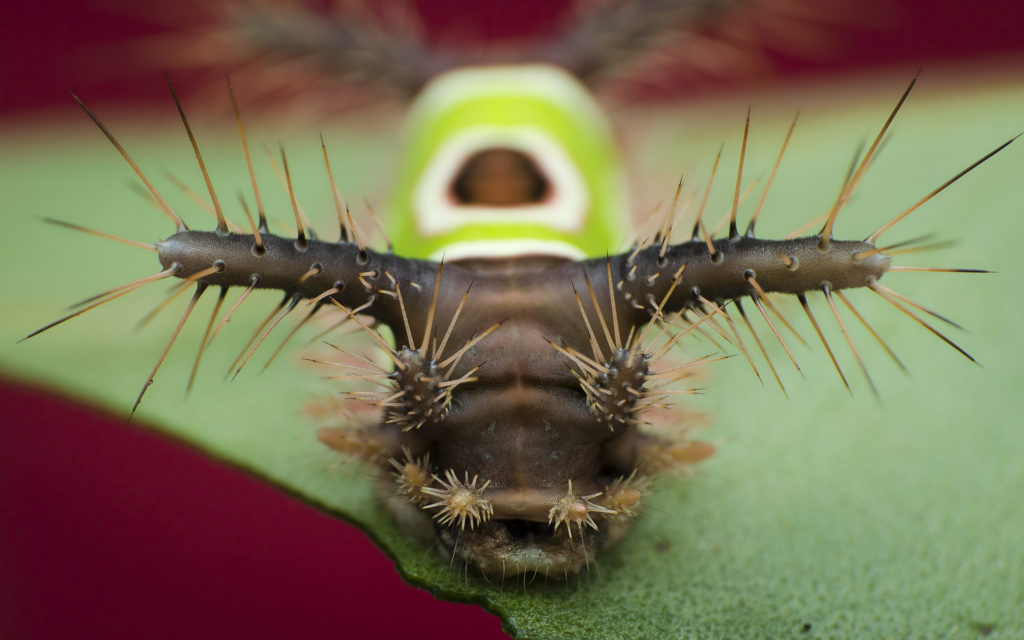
[2,77,1022,639]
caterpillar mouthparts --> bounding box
[23,69,1015,581]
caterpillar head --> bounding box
[388,65,631,261]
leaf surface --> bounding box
[1,76,1022,639]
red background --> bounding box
[2,1,1022,638]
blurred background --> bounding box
[1,1,1022,638]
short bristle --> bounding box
[421,470,494,531]
[232,294,300,379]
[187,286,228,392]
[320,134,350,244]
[728,107,750,241]
[138,263,224,329]
[867,134,1019,243]
[870,280,963,329]
[228,77,268,233]
[547,479,615,540]
[834,290,905,372]
[226,295,289,378]
[70,91,188,231]
[715,306,762,383]
[208,276,259,347]
[262,305,321,372]
[798,293,848,391]
[750,293,802,376]
[691,144,722,246]
[43,218,157,253]
[735,299,785,394]
[746,111,798,237]
[868,280,977,365]
[819,74,918,248]
[656,173,684,260]
[236,194,264,252]
[823,285,876,396]
[278,146,307,248]
[131,284,207,418]
[21,266,179,342]
[745,274,806,346]
[166,74,229,234]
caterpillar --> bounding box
[21,60,1015,583]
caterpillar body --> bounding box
[22,60,1015,582]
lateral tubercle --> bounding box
[156,230,441,326]
[612,235,890,323]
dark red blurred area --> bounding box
[3,0,1024,114]
[2,1,1022,639]
[0,381,506,640]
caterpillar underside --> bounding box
[26,75,1014,581]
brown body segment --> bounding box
[157,231,889,577]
